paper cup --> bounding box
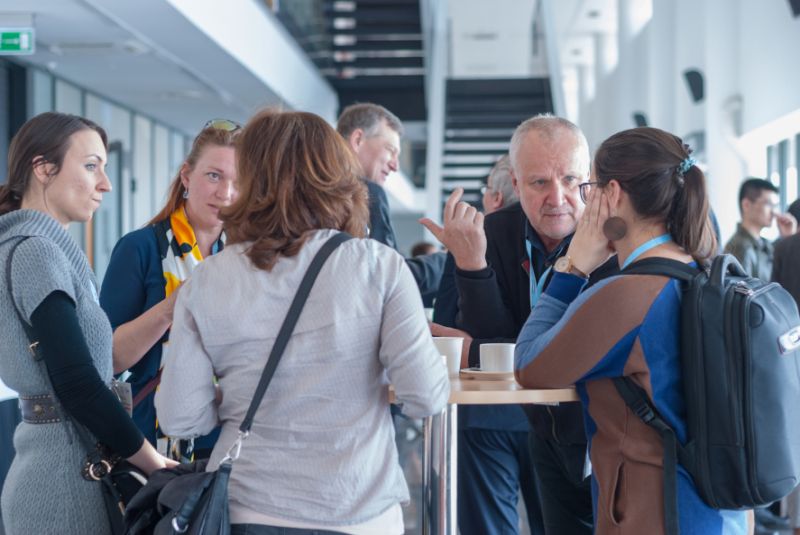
[433,337,463,377]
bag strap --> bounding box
[621,257,699,282]
[132,368,162,409]
[232,232,352,447]
[3,236,99,453]
[3,236,40,354]
[612,377,680,535]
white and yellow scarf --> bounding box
[161,206,224,297]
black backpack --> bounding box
[618,254,800,535]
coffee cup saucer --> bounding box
[459,367,515,381]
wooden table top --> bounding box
[389,377,578,406]
[447,377,578,405]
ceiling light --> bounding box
[588,10,601,18]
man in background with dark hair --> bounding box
[724,177,796,280]
[337,102,445,299]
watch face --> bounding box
[554,256,570,273]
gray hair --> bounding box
[508,113,589,173]
[336,102,404,139]
[487,154,518,207]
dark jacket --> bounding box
[365,179,445,299]
[772,233,800,303]
[454,202,617,443]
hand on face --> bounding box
[420,188,487,271]
[565,187,614,276]
[776,212,798,238]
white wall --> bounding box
[738,0,800,134]
[571,0,800,244]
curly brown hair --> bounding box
[222,109,368,271]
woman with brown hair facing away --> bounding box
[99,120,239,460]
[155,109,449,535]
[0,112,172,534]
[514,127,748,534]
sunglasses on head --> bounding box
[203,118,241,132]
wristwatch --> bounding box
[553,256,588,278]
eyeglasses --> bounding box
[578,181,599,203]
[203,118,241,132]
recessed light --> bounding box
[588,10,601,18]
[572,49,581,56]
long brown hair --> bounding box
[0,112,107,215]
[147,126,239,225]
[223,109,368,271]
[593,126,717,261]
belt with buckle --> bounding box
[19,393,63,424]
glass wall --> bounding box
[767,135,799,210]
[153,124,171,216]
[19,65,190,282]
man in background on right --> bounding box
[724,178,796,279]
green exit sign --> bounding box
[0,28,34,55]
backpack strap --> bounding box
[613,377,680,535]
[621,257,699,282]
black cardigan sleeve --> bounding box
[30,291,145,458]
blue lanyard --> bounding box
[621,233,671,270]
[525,239,553,309]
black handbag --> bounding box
[3,236,147,535]
[123,232,353,535]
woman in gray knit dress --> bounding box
[0,113,173,534]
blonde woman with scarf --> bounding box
[100,120,239,460]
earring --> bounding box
[182,189,189,199]
[603,217,627,241]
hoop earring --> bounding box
[603,217,627,241]
[182,189,189,200]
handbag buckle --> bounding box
[220,430,248,464]
[171,515,189,533]
[83,459,113,481]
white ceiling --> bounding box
[551,0,618,68]
[0,0,288,134]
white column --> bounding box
[703,0,744,242]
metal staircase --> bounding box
[442,78,553,206]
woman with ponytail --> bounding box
[514,127,747,534]
[0,112,173,534]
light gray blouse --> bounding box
[156,230,449,527]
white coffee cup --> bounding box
[480,343,515,372]
[433,337,463,377]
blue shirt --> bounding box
[100,225,219,450]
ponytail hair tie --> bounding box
[678,157,696,177]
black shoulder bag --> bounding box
[123,232,353,535]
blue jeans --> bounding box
[231,525,345,535]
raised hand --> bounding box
[419,188,487,271]
[566,188,614,276]
[776,212,797,238]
